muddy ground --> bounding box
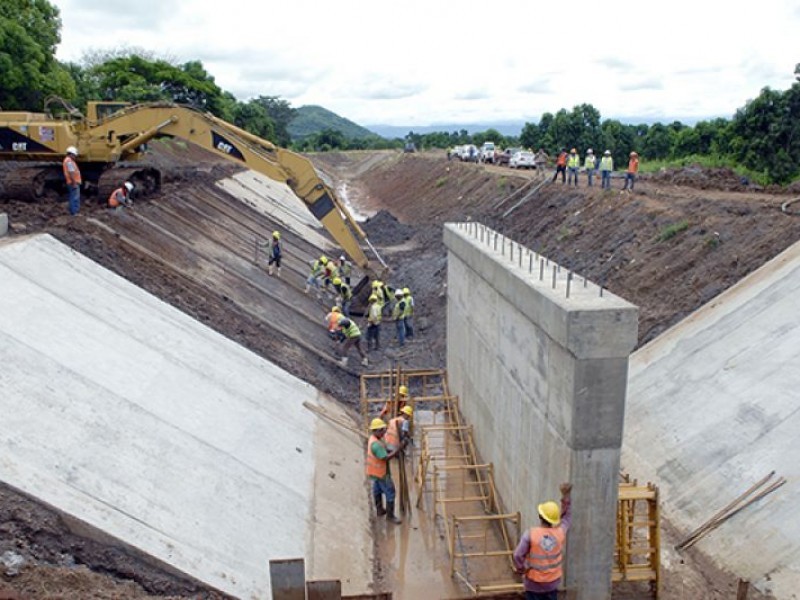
[2,146,798,599]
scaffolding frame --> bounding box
[613,478,660,597]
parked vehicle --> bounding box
[459,144,479,162]
[509,150,535,169]
[480,142,496,164]
[495,147,519,167]
[404,142,417,153]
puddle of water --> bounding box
[337,182,374,223]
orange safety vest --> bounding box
[385,416,404,449]
[365,434,387,479]
[556,152,567,167]
[326,312,341,332]
[526,526,565,583]
[627,157,639,174]
[62,155,82,185]
[108,187,126,208]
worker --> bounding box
[332,277,352,316]
[366,293,382,351]
[325,306,343,342]
[622,151,639,192]
[384,405,413,452]
[108,181,134,209]
[366,418,405,524]
[371,280,385,315]
[534,148,549,173]
[338,317,368,367]
[266,230,282,276]
[391,288,407,347]
[337,255,352,286]
[380,384,409,419]
[566,148,580,187]
[584,149,596,187]
[599,150,614,190]
[63,146,82,216]
[305,255,328,295]
[322,259,339,295]
[380,281,394,317]
[513,483,572,600]
[551,149,567,184]
[402,287,414,339]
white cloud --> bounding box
[51,0,800,127]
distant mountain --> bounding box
[365,122,527,139]
[288,105,380,140]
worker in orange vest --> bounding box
[325,306,343,341]
[63,146,82,216]
[366,418,406,524]
[551,148,567,184]
[384,405,413,452]
[108,181,134,209]
[513,482,572,599]
[622,151,639,192]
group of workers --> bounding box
[551,147,639,191]
[62,146,136,215]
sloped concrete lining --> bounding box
[443,223,638,600]
[624,240,800,599]
[0,234,372,599]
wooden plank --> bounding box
[269,558,305,600]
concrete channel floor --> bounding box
[623,239,800,599]
[0,234,372,599]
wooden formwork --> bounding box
[613,479,660,598]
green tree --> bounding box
[252,96,296,147]
[232,99,275,140]
[642,123,674,159]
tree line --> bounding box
[2,0,799,184]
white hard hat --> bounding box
[66,146,78,156]
[395,289,404,296]
[124,181,134,192]
[587,148,594,154]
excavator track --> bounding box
[97,166,161,202]
[0,165,63,202]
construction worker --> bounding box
[391,288,407,347]
[380,281,394,317]
[384,405,413,452]
[305,255,328,295]
[551,149,567,184]
[338,317,368,367]
[366,418,405,524]
[108,181,134,209]
[366,293,382,351]
[622,151,639,192]
[266,231,282,276]
[599,150,614,190]
[534,148,549,173]
[584,149,596,187]
[325,306,343,341]
[371,280,385,315]
[402,287,414,338]
[63,146,82,216]
[333,277,352,316]
[337,255,352,286]
[566,148,580,187]
[513,483,572,600]
[322,259,339,295]
[380,385,409,419]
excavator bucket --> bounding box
[349,265,390,316]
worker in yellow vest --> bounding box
[365,418,406,524]
[567,148,580,187]
[513,483,572,599]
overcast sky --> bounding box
[50,0,800,128]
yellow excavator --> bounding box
[0,100,387,295]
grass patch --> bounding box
[657,220,690,242]
[435,177,448,188]
[642,154,770,187]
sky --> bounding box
[50,0,800,128]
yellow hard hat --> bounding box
[368,294,378,302]
[333,277,342,286]
[403,287,411,295]
[320,255,328,264]
[399,385,408,396]
[401,405,413,416]
[331,306,340,313]
[538,501,561,526]
[272,231,280,239]
[372,280,381,289]
[369,418,387,430]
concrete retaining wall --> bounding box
[444,223,638,599]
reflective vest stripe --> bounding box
[365,435,387,478]
[525,526,565,583]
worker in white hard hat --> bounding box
[402,287,414,339]
[337,254,352,286]
[391,288,407,347]
[366,417,406,524]
[108,181,134,209]
[584,149,596,187]
[384,405,413,452]
[366,293,382,351]
[513,483,573,599]
[599,150,614,190]
[63,146,82,216]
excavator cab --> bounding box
[86,102,130,122]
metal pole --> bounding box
[552,265,557,288]
[539,258,544,281]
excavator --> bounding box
[0,99,387,307]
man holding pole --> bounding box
[366,418,406,524]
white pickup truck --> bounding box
[480,142,496,164]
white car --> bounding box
[509,151,535,169]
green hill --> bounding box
[288,105,381,140]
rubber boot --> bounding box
[276,267,281,278]
[374,494,386,516]
[386,501,402,524]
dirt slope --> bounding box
[2,146,797,598]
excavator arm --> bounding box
[83,102,385,273]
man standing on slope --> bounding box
[599,150,614,190]
[622,151,639,192]
[366,418,405,524]
[551,149,567,184]
[566,148,580,187]
[513,483,572,600]
[63,146,82,216]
